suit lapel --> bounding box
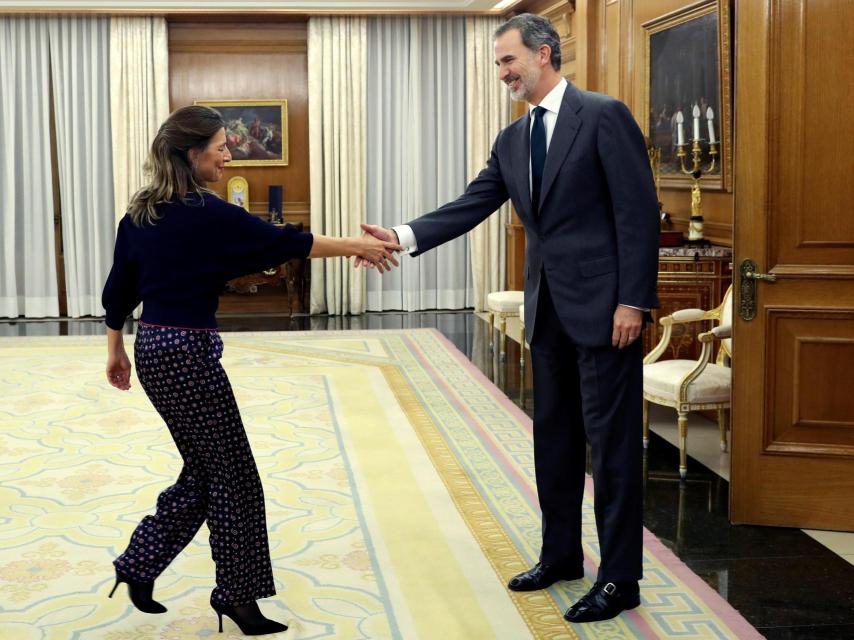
[510,113,533,219]
[539,84,582,210]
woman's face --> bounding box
[191,127,231,183]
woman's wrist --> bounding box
[107,327,126,353]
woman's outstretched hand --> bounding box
[356,233,402,274]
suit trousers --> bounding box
[113,323,275,606]
[529,274,644,583]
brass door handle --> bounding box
[743,270,777,283]
[740,259,776,321]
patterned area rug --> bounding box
[0,330,762,639]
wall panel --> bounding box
[169,21,310,228]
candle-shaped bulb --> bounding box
[707,106,716,144]
[692,103,701,141]
[676,110,685,146]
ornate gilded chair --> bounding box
[642,285,733,479]
[518,303,529,406]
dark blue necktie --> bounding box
[530,106,547,214]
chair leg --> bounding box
[678,412,688,480]
[642,399,650,449]
[718,408,729,452]
[499,315,507,361]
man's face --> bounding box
[494,29,543,102]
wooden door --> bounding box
[730,0,854,530]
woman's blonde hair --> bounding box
[127,105,225,226]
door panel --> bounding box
[767,310,854,452]
[771,0,854,266]
[731,0,854,530]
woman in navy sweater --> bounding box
[102,105,400,636]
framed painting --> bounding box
[642,0,732,190]
[194,99,288,167]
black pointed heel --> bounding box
[108,568,167,614]
[211,600,287,635]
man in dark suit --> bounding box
[357,13,659,623]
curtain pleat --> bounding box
[308,17,367,315]
[466,16,513,311]
[109,16,169,228]
[48,16,115,318]
[365,16,472,312]
[0,17,59,318]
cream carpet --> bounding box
[0,330,763,639]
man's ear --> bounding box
[539,44,552,67]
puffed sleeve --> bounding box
[214,201,314,280]
[101,216,141,330]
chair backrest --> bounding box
[719,285,733,358]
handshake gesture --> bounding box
[312,224,402,273]
[353,224,402,274]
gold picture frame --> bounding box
[227,176,249,210]
[194,99,288,167]
[642,0,732,191]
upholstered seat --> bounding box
[487,291,524,312]
[643,360,731,404]
[486,290,524,360]
[643,285,733,479]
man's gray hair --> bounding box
[495,13,562,71]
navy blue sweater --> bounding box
[102,193,313,330]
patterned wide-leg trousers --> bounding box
[113,323,275,606]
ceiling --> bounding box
[0,0,525,13]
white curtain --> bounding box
[0,17,59,318]
[308,16,367,315]
[109,16,170,228]
[365,16,471,311]
[48,16,115,318]
[466,16,512,311]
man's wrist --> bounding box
[391,224,417,253]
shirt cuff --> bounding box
[620,304,650,312]
[391,225,418,254]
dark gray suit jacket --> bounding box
[408,82,660,347]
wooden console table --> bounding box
[224,258,309,315]
[221,221,310,315]
[644,246,733,360]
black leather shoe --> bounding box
[507,562,584,591]
[564,581,640,623]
